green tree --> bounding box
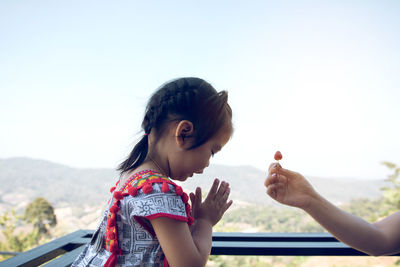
[0,210,39,260]
[380,162,400,214]
[379,162,400,265]
[340,198,385,223]
[0,197,56,260]
[24,197,57,237]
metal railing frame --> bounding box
[1,230,399,267]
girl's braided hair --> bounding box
[118,77,232,174]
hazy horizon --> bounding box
[0,155,390,181]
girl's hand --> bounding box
[190,178,233,226]
[264,163,317,210]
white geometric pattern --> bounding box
[72,182,187,266]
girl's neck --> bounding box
[147,155,170,177]
[145,132,171,178]
[124,157,169,178]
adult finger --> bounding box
[267,183,286,201]
[268,162,281,172]
[277,167,300,178]
[264,172,281,187]
[266,184,278,199]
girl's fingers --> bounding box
[220,186,230,203]
[189,192,196,217]
[223,185,231,198]
[193,187,202,209]
[215,181,228,200]
[195,187,202,199]
[222,199,233,213]
[208,178,220,196]
[190,192,196,206]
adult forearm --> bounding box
[304,193,388,256]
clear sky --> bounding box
[1,1,399,180]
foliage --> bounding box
[380,161,400,214]
[380,162,400,265]
[209,205,323,266]
[215,205,324,233]
[24,197,57,236]
[340,198,386,222]
[0,210,39,261]
[208,255,308,267]
[0,197,57,261]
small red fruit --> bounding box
[274,151,282,161]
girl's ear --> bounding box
[175,120,194,148]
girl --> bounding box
[72,77,233,267]
[265,163,400,256]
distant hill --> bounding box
[0,157,388,212]
[0,157,117,212]
[185,164,388,206]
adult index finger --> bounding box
[268,162,281,172]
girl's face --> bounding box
[169,122,232,181]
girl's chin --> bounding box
[180,176,189,181]
[170,174,189,182]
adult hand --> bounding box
[265,163,317,210]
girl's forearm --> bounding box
[304,193,388,256]
[190,219,213,265]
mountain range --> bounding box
[0,157,388,212]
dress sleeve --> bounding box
[127,182,189,222]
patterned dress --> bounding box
[72,170,193,267]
